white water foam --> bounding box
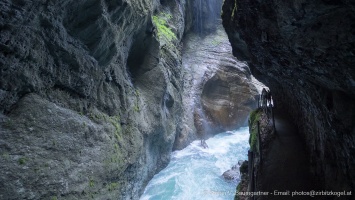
[140,127,250,200]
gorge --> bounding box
[0,0,257,199]
[0,0,354,199]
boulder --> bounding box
[222,164,241,181]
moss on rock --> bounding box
[152,13,177,47]
[248,108,261,152]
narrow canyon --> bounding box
[0,0,354,199]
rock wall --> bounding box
[175,25,258,149]
[201,65,258,132]
[0,0,266,198]
[0,0,187,199]
[222,0,355,191]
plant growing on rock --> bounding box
[89,178,95,187]
[107,182,119,191]
[152,13,177,47]
[231,0,237,18]
[18,157,27,165]
[249,109,261,152]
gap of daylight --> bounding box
[140,127,250,200]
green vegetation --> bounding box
[250,128,258,152]
[107,182,119,192]
[18,157,27,165]
[86,110,126,169]
[51,196,58,200]
[89,112,99,121]
[236,182,242,192]
[235,183,242,200]
[211,38,222,46]
[133,105,140,112]
[108,115,122,141]
[133,89,140,112]
[2,153,9,160]
[88,111,122,139]
[152,13,177,46]
[249,109,261,152]
[86,111,126,169]
[89,179,95,187]
[109,152,123,166]
[249,108,261,125]
[231,0,237,18]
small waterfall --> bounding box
[194,0,203,35]
[194,105,212,139]
[193,0,223,35]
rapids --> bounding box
[140,127,250,200]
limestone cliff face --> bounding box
[174,25,258,149]
[222,0,355,191]
[201,65,258,131]
[0,0,187,199]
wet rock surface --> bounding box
[222,161,244,182]
[0,0,262,198]
[236,160,249,200]
[222,0,355,192]
[1,94,143,199]
[174,25,258,149]
[0,0,187,199]
[201,65,258,131]
[260,110,324,200]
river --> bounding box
[140,127,249,200]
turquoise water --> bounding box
[140,127,250,200]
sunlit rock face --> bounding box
[175,25,258,149]
[0,0,188,199]
[222,0,355,191]
[201,65,258,132]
